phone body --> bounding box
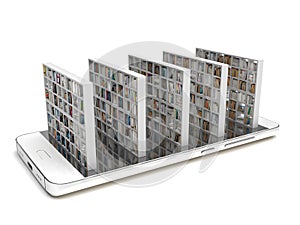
[16,117,279,196]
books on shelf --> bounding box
[163,51,228,147]
[42,46,267,170]
[43,63,96,176]
[128,55,190,148]
[196,47,263,129]
[89,59,147,157]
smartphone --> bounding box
[16,117,279,196]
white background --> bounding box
[0,0,299,224]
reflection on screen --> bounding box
[45,119,266,176]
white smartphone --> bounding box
[16,117,279,196]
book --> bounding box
[204,99,210,110]
[250,84,255,94]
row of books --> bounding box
[45,67,84,97]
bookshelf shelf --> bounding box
[89,59,147,158]
[128,55,190,151]
[196,48,263,135]
[43,63,96,176]
[163,52,228,148]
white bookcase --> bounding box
[128,55,190,150]
[163,52,228,148]
[43,63,96,176]
[89,59,147,158]
[195,48,263,131]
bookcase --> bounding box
[128,55,190,151]
[89,59,147,158]
[43,63,96,176]
[163,52,228,148]
[195,48,263,132]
